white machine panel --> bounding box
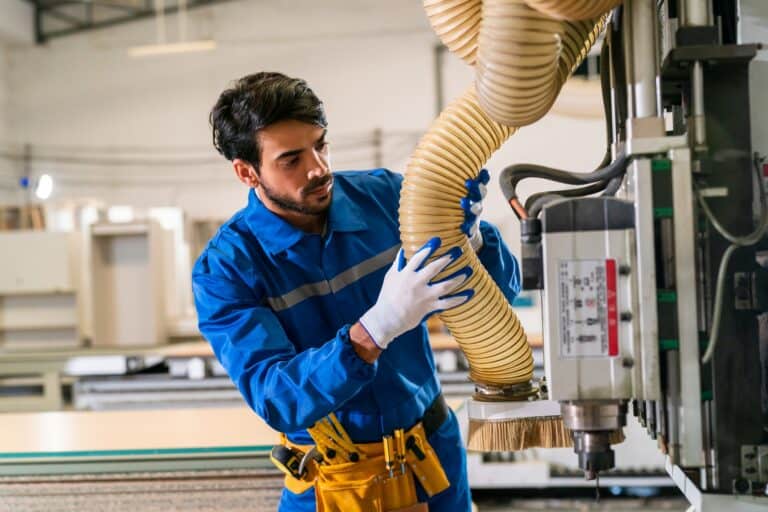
[542,229,635,401]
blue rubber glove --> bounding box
[359,237,474,350]
[460,168,490,252]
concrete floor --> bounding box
[0,469,691,511]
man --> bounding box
[193,72,521,511]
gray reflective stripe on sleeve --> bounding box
[266,243,400,312]
[328,244,400,293]
[267,281,332,312]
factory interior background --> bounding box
[0,0,767,511]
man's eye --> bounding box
[316,142,329,152]
[283,157,299,168]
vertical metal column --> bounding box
[632,159,661,401]
[624,0,663,402]
[669,147,705,467]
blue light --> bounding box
[626,486,658,498]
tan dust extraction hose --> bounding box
[404,0,612,387]
[424,0,481,65]
[524,0,622,20]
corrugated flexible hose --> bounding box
[524,0,622,20]
[404,0,611,387]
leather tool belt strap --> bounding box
[419,393,449,438]
[275,393,451,512]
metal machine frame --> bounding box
[491,0,767,507]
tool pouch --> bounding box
[283,464,316,495]
[315,454,418,512]
[276,421,446,511]
[273,436,317,495]
[403,423,450,497]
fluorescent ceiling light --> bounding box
[128,40,216,58]
[107,206,135,223]
[35,174,53,200]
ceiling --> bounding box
[25,0,233,43]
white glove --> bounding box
[359,237,474,350]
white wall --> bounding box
[4,0,437,219]
[4,0,606,234]
[0,45,13,203]
[0,0,34,46]
[0,0,32,202]
[0,46,7,151]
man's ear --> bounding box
[233,159,259,188]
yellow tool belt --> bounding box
[277,420,450,512]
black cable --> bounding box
[524,150,611,212]
[601,174,625,196]
[528,181,611,218]
[500,16,630,216]
[600,39,614,151]
[499,151,630,201]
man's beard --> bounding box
[260,175,333,216]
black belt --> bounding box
[421,393,449,437]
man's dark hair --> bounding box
[210,72,327,169]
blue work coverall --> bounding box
[192,169,520,511]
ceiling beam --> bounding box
[31,0,234,43]
[42,6,86,28]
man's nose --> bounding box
[307,149,329,179]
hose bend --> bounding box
[476,1,607,128]
[424,0,481,65]
[524,0,623,21]
[405,0,614,387]
[475,0,563,127]
[400,87,534,385]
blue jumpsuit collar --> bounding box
[244,179,368,254]
[327,181,368,233]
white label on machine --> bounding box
[558,259,619,358]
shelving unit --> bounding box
[0,231,81,410]
[89,221,167,348]
[0,231,81,351]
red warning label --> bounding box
[605,259,619,357]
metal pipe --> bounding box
[624,0,661,120]
[691,61,707,150]
[680,0,712,27]
[622,1,636,120]
[656,398,666,440]
[646,399,657,438]
[666,349,681,464]
[702,399,714,489]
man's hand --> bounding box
[460,169,490,252]
[358,237,473,350]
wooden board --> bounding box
[0,401,466,455]
[0,407,279,454]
